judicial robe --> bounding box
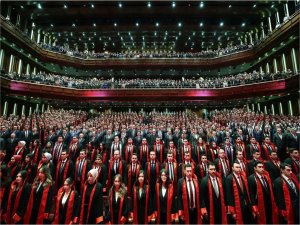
[130,184,153,224]
[93,164,107,188]
[248,173,278,224]
[107,159,127,188]
[193,144,208,164]
[21,162,37,184]
[264,159,281,182]
[54,159,74,193]
[200,175,227,224]
[79,182,103,224]
[154,183,177,224]
[30,146,42,164]
[5,181,31,224]
[53,188,79,224]
[153,142,164,163]
[122,144,136,164]
[107,189,128,224]
[284,157,300,175]
[273,175,300,224]
[24,181,54,224]
[225,173,254,224]
[261,142,275,160]
[177,176,202,224]
[127,163,141,197]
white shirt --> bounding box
[185,177,196,208]
[162,186,167,197]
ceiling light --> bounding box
[172,2,176,8]
[178,22,182,27]
[91,4,94,8]
[147,2,151,8]
[37,3,42,9]
[136,22,139,27]
[220,22,224,27]
[156,22,159,27]
[241,22,246,27]
[228,5,232,8]
[199,22,203,27]
[114,22,117,27]
[64,4,67,8]
[253,4,256,8]
[51,24,53,27]
[118,3,122,8]
[93,23,96,27]
[199,2,204,8]
[20,5,24,9]
[72,23,75,27]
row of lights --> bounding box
[67,21,246,28]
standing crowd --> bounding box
[0,108,299,224]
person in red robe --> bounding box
[153,169,177,224]
[24,166,54,224]
[248,161,279,224]
[200,163,227,224]
[106,174,129,224]
[4,170,31,224]
[53,178,79,224]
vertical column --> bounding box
[43,33,47,44]
[284,3,290,21]
[291,48,299,73]
[266,62,270,74]
[247,104,250,112]
[17,58,22,75]
[29,107,32,116]
[288,100,293,116]
[47,105,50,112]
[255,30,259,42]
[36,104,39,113]
[37,29,41,44]
[264,105,268,114]
[30,28,35,40]
[21,105,25,115]
[0,49,5,71]
[249,32,253,44]
[13,103,17,116]
[16,14,21,27]
[259,66,263,74]
[275,11,280,28]
[271,104,275,115]
[41,104,45,113]
[48,35,52,46]
[8,54,14,74]
[257,103,261,112]
[273,58,278,73]
[252,104,255,111]
[33,67,36,75]
[6,5,11,20]
[3,101,8,116]
[281,53,287,72]
[279,102,283,115]
[267,17,272,33]
[26,64,30,75]
[261,22,266,39]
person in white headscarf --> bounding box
[37,152,55,179]
[79,168,104,224]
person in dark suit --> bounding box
[248,161,279,224]
[247,150,262,176]
[53,178,80,224]
[122,138,136,164]
[92,154,108,189]
[264,151,281,182]
[225,161,254,224]
[107,149,127,189]
[273,127,287,161]
[214,148,231,180]
[54,149,74,193]
[200,163,227,224]
[145,150,160,202]
[177,164,202,224]
[74,149,92,193]
[284,148,300,175]
[273,163,299,224]
[286,128,299,149]
[6,133,19,163]
[20,125,32,149]
[4,170,31,224]
[194,154,209,181]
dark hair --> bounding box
[184,163,192,170]
[280,162,292,170]
[157,169,172,186]
[289,148,298,153]
[65,177,73,185]
[134,170,147,186]
[208,162,215,168]
[1,165,11,186]
[18,170,28,180]
[26,153,33,160]
[253,161,264,167]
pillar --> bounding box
[16,14,21,26]
[247,104,250,112]
[249,33,253,44]
[281,53,287,72]
[275,11,280,28]
[37,29,41,44]
[43,33,47,44]
[30,29,35,40]
[29,107,32,116]
[0,49,5,71]
[257,103,261,112]
[13,103,17,116]
[284,3,290,21]
[252,104,255,111]
[259,66,263,74]
[17,58,22,75]
[3,101,8,116]
[267,17,272,33]
[47,105,50,112]
[266,62,270,74]
[264,105,268,114]
[128,108,131,113]
[261,22,266,39]
[291,48,298,73]
[255,30,259,41]
[6,5,11,20]
[33,67,36,75]
[273,58,278,73]
[271,104,275,115]
[288,100,293,116]
[26,64,30,75]
[279,102,283,115]
[21,105,25,115]
[8,54,14,74]
[36,104,39,113]
[41,104,45,113]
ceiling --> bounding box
[1,1,290,52]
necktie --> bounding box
[78,160,83,179]
[261,176,268,189]
[169,163,174,181]
[188,179,195,208]
[288,179,297,195]
[60,161,65,174]
[114,161,118,173]
[203,163,207,175]
[222,159,228,176]
[132,164,136,174]
[212,178,219,197]
[238,176,244,193]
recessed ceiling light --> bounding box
[64,4,67,9]
[220,22,224,27]
[118,3,122,8]
[136,22,139,27]
[172,2,176,8]
[199,22,203,27]
[114,22,117,27]
[228,5,232,8]
[199,2,204,8]
[37,3,42,9]
[93,23,96,27]
[253,4,256,8]
[178,22,182,27]
[241,22,246,27]
[147,2,151,8]
[156,22,159,27]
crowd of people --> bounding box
[38,43,253,59]
[0,107,299,224]
[2,69,295,89]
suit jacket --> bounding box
[286,133,300,149]
[284,157,300,175]
[264,160,281,181]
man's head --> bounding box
[131,153,138,164]
[254,161,265,175]
[252,150,261,160]
[184,164,193,179]
[150,150,156,161]
[232,161,242,175]
[208,163,217,177]
[280,163,293,178]
[113,150,120,160]
[218,148,225,159]
[201,155,207,163]
[269,151,278,160]
[289,148,299,159]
